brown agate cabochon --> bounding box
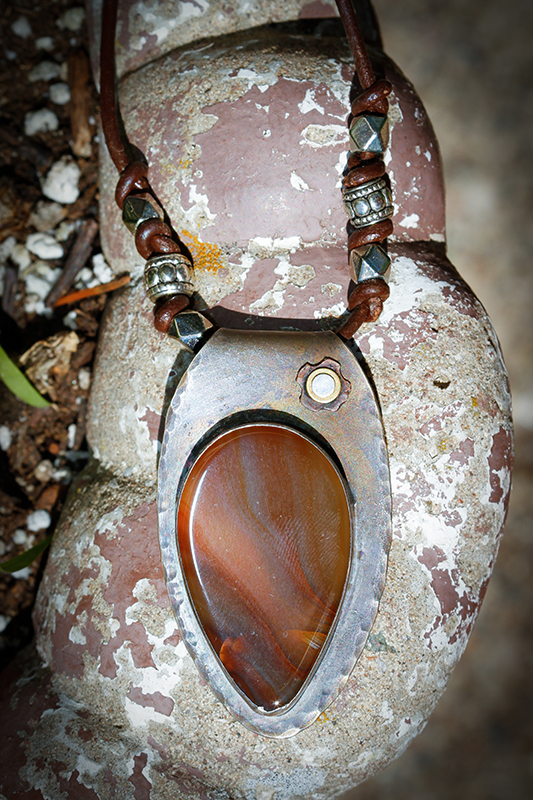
[178,423,351,710]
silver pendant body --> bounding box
[158,329,391,738]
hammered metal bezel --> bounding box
[158,329,391,738]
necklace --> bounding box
[101,0,392,738]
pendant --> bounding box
[158,329,391,737]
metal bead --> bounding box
[349,244,391,284]
[167,311,214,352]
[349,114,389,154]
[342,178,393,228]
[143,254,194,303]
[122,193,163,234]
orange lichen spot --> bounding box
[181,231,225,274]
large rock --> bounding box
[1,8,512,800]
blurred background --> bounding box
[344,0,533,797]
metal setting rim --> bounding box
[158,329,391,738]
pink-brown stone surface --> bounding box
[0,3,514,799]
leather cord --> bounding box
[100,0,392,337]
[334,0,393,338]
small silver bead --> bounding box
[122,194,163,234]
[349,244,391,284]
[349,114,389,154]
[343,178,393,228]
[143,254,194,303]
[167,311,214,352]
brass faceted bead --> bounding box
[122,193,163,234]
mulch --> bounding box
[0,0,103,670]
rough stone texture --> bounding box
[87,0,341,81]
[2,240,511,799]
[0,5,516,799]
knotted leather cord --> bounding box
[100,0,392,337]
[334,0,392,338]
[101,0,190,332]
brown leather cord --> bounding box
[101,0,391,337]
[135,220,182,260]
[114,161,148,208]
[334,0,375,90]
[100,0,131,174]
[347,219,393,250]
[343,156,386,187]
[154,295,190,333]
[334,1,394,338]
[351,78,391,116]
[338,279,390,339]
[101,0,190,322]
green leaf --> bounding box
[0,534,53,574]
[0,344,50,407]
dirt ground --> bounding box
[1,1,532,798]
[0,0,102,666]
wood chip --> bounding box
[53,274,131,307]
[68,48,92,159]
[45,217,98,308]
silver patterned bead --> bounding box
[349,114,389,154]
[143,254,194,303]
[342,178,393,228]
[122,193,163,234]
[349,244,391,284]
[167,311,214,352]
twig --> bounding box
[45,218,98,308]
[53,275,131,307]
[68,49,92,158]
[1,263,19,321]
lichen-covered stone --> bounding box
[0,10,512,800]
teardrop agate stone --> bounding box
[177,424,351,711]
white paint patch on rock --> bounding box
[313,300,346,319]
[229,63,280,94]
[42,157,81,204]
[129,0,208,48]
[245,767,326,800]
[298,87,325,115]
[290,171,311,191]
[399,213,420,229]
[96,507,125,538]
[301,123,347,149]
[249,236,301,257]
